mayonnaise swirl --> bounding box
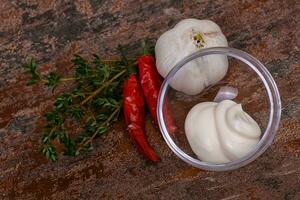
[185,100,261,164]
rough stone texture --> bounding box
[0,0,299,199]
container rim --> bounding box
[157,47,281,171]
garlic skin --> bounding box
[155,19,228,95]
[184,100,261,164]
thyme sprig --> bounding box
[25,54,130,161]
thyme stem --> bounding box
[76,106,121,152]
[26,53,129,161]
[60,77,79,81]
[102,58,136,63]
[80,69,126,106]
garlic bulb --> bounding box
[155,18,228,95]
[185,100,261,164]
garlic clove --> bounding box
[213,86,238,102]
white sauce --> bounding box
[185,100,261,163]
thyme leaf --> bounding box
[25,54,128,161]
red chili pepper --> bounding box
[138,54,177,135]
[123,72,160,162]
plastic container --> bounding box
[157,47,281,171]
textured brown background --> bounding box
[0,0,299,199]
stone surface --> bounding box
[0,0,299,199]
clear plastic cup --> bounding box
[157,47,281,171]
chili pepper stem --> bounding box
[141,40,151,55]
